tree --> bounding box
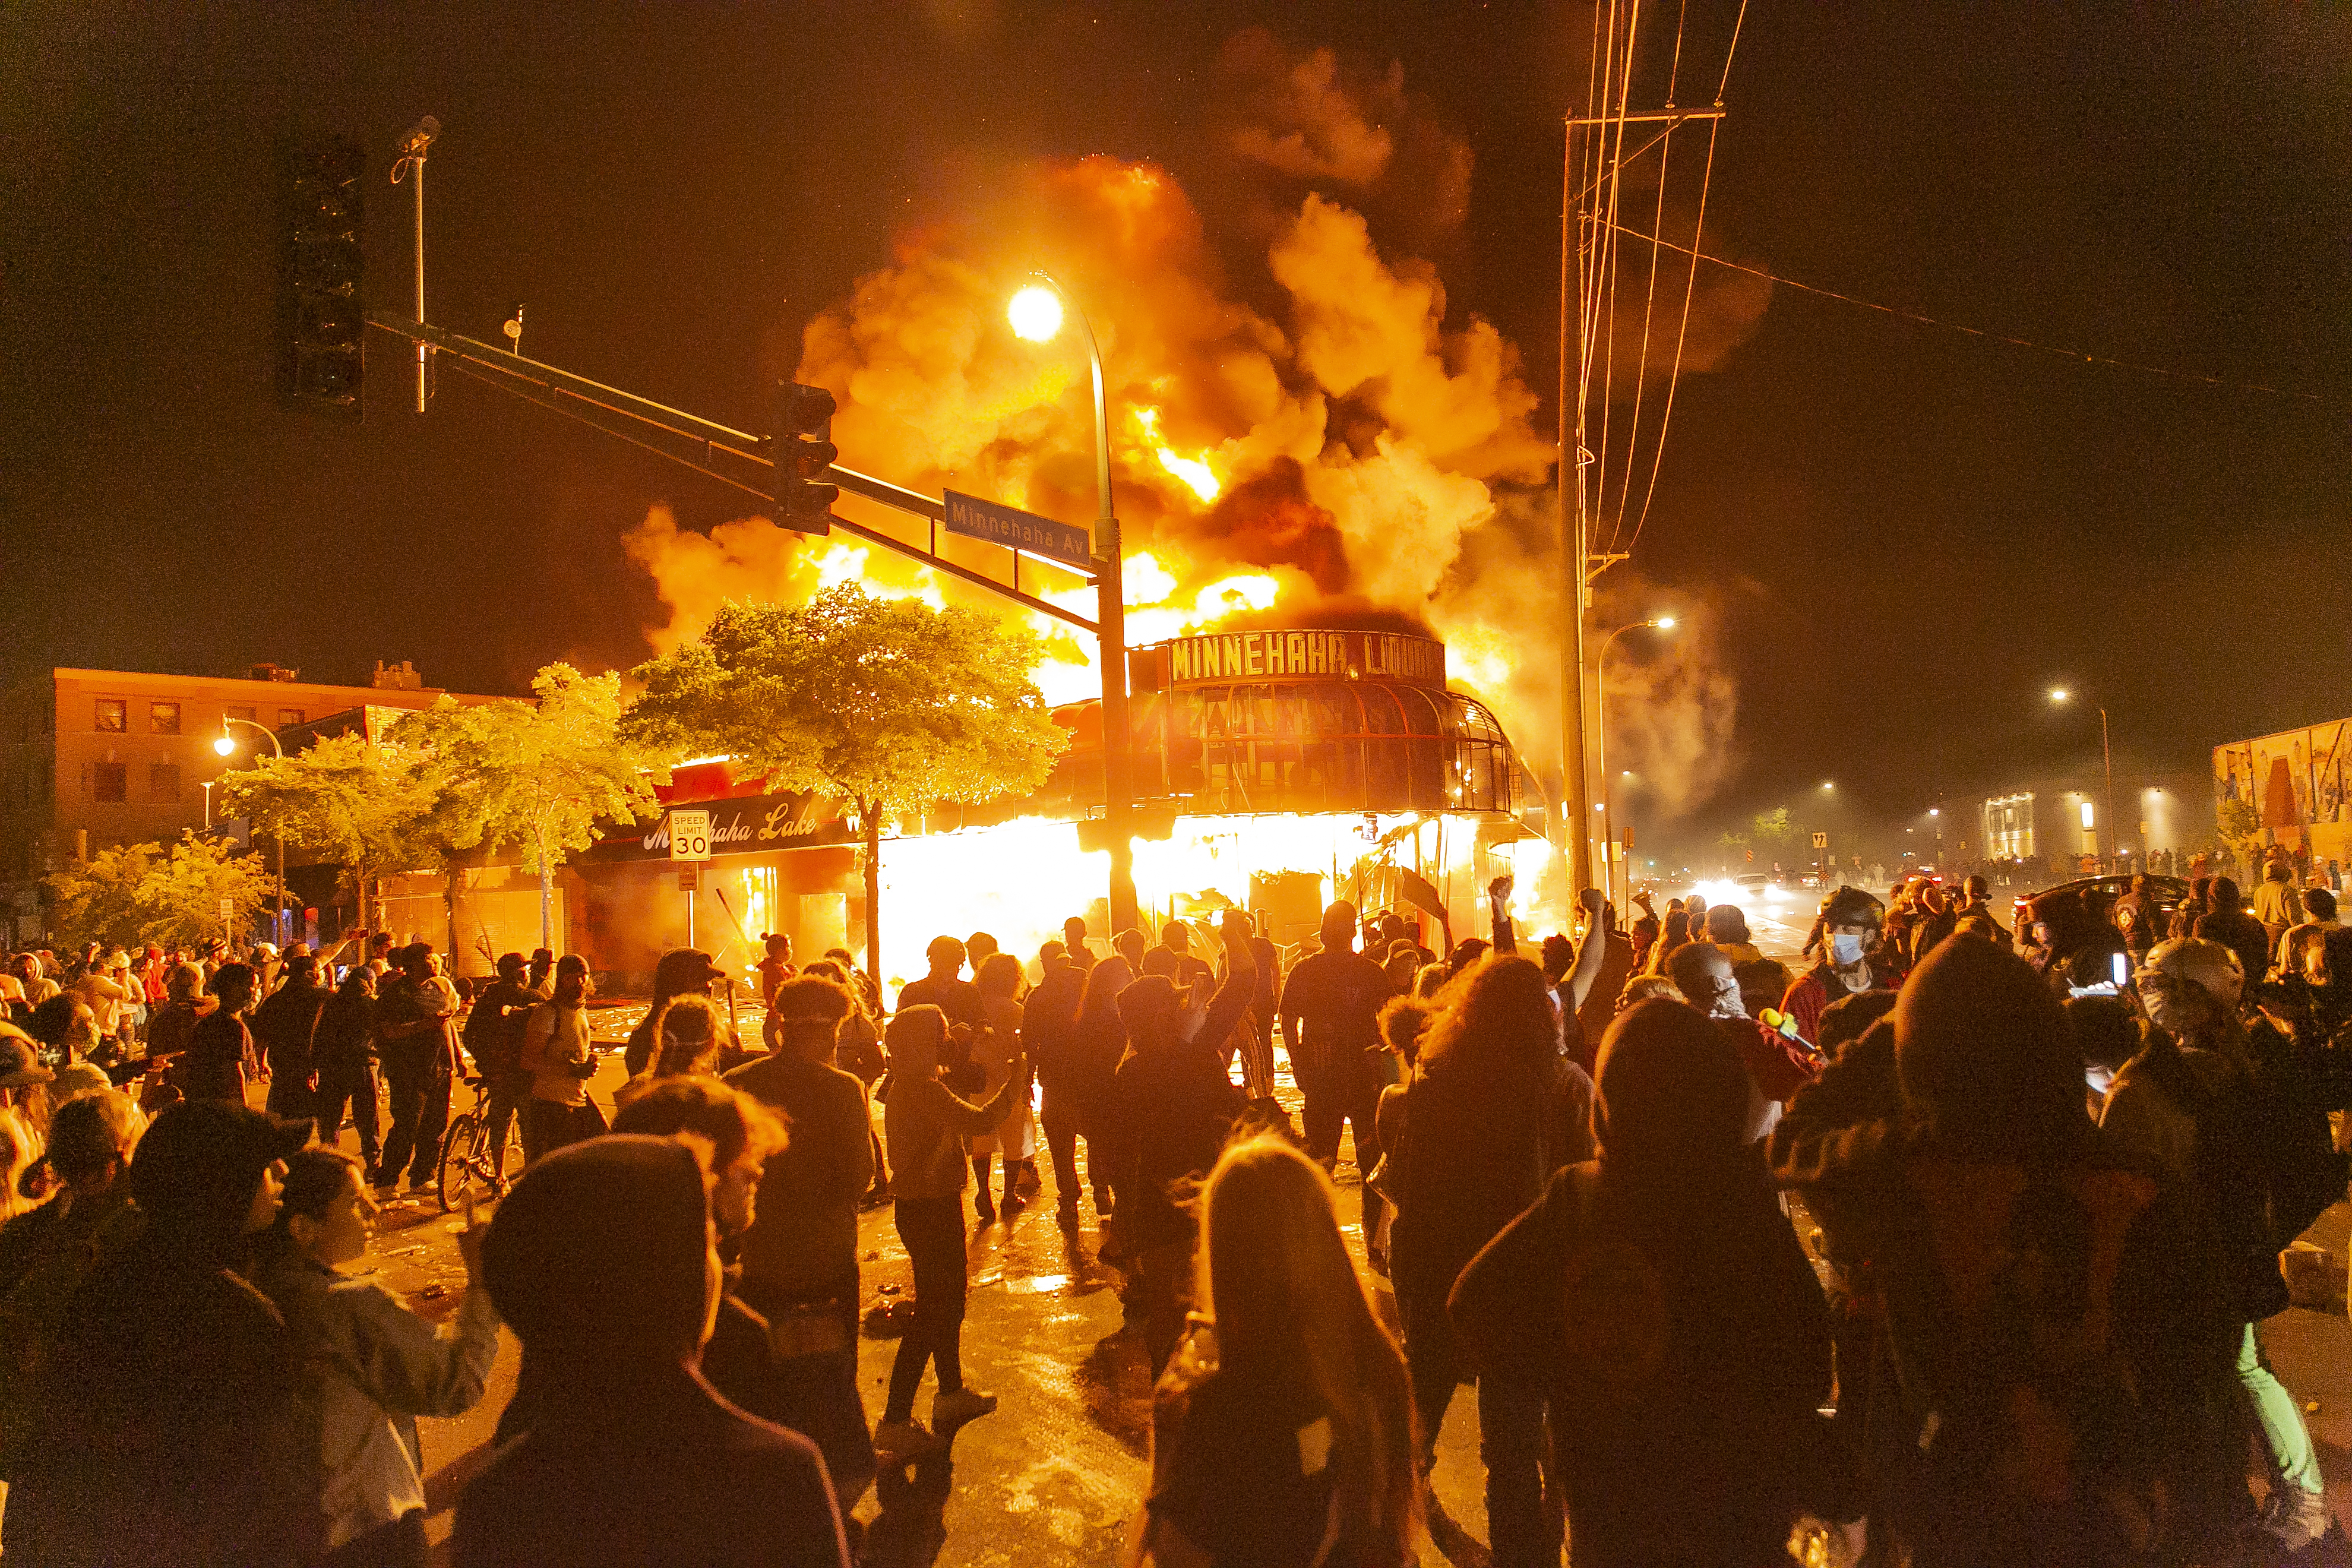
[394,664,661,951]
[214,732,441,931]
[45,842,161,951]
[624,586,1069,983]
[2217,796,2263,872]
[1751,807,1794,848]
[1716,829,1750,871]
[138,832,276,949]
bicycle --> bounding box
[437,1075,526,1213]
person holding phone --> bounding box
[256,1147,500,1566]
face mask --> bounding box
[1830,932,1867,966]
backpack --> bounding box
[1875,1157,2177,1567]
[460,991,519,1077]
[2244,1018,2351,1245]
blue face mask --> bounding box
[1830,932,1867,966]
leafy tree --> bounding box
[140,832,276,949]
[45,842,162,951]
[1751,806,1794,846]
[394,664,661,951]
[624,585,1069,982]
[215,732,441,932]
[2217,796,2263,871]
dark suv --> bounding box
[2012,873,2191,935]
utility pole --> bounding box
[1561,98,1727,896]
[1558,121,1594,890]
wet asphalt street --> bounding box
[344,988,2352,1565]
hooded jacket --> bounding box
[1450,1000,1831,1568]
[1776,937,2232,1567]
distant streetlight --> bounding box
[1821,781,1835,792]
[217,717,287,946]
[1007,271,1137,933]
[1592,615,1676,905]
[2048,686,2117,868]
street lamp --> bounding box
[216,717,287,946]
[1591,616,1674,905]
[1008,273,1137,934]
[2048,687,2116,870]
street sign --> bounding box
[943,488,1093,570]
[668,808,712,862]
[1812,831,1828,849]
[677,866,700,893]
[217,897,235,924]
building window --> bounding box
[149,701,181,735]
[149,763,181,802]
[94,698,125,733]
[277,709,305,727]
[226,705,257,723]
[92,762,126,802]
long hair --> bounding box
[1193,1134,1422,1564]
[1077,954,1134,1036]
[1416,954,1558,1097]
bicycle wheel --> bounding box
[437,1112,479,1213]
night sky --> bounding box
[6,2,2346,859]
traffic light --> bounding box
[770,381,839,535]
[281,138,365,418]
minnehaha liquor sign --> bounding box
[1158,629,1447,690]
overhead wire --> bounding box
[1620,0,1746,559]
[1601,220,2340,406]
[1606,0,1693,558]
[1588,0,1642,564]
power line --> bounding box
[1605,220,2340,406]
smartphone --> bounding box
[2111,951,2130,989]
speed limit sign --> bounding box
[668,809,713,862]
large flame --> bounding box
[871,811,1555,992]
[624,36,1749,930]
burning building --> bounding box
[594,50,1752,987]
[566,623,1543,992]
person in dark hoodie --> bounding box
[252,950,330,1124]
[2194,876,2272,986]
[1386,952,1592,1568]
[1021,938,1093,1228]
[1108,911,1257,1376]
[1449,998,1833,1567]
[7,1099,314,1568]
[1067,953,1136,1220]
[1775,934,2230,1568]
[455,1136,849,1568]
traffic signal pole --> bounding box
[1068,299,1140,938]
[363,127,1140,935]
[390,117,438,413]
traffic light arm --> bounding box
[366,312,1100,633]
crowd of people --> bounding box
[0,850,2347,1566]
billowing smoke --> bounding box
[624,30,1763,822]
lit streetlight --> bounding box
[1007,273,1137,932]
[216,716,287,946]
[2047,686,2116,870]
[1592,615,1675,905]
